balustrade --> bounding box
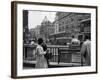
[23,44,83,66]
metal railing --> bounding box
[23,44,83,66]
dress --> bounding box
[80,40,91,66]
[35,45,48,68]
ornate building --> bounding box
[79,18,91,41]
[53,15,59,34]
[39,16,55,42]
[49,12,91,45]
[35,25,41,39]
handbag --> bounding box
[83,47,88,58]
[44,52,53,60]
[41,43,53,59]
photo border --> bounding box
[11,1,98,79]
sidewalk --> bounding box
[23,60,81,69]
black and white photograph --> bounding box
[23,10,91,69]
[11,1,97,78]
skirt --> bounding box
[35,56,48,69]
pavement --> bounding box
[23,60,82,69]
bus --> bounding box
[49,32,72,45]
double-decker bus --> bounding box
[49,32,72,45]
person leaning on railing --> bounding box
[41,42,53,66]
[35,38,48,68]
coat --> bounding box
[80,40,91,66]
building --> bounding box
[35,25,41,39]
[23,10,30,59]
[29,25,41,42]
[29,28,37,42]
[39,16,55,42]
[53,16,59,34]
[49,12,91,45]
[23,10,29,43]
[79,18,91,42]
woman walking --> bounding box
[35,38,48,68]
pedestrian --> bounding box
[71,35,80,45]
[80,35,91,66]
[41,42,49,66]
[35,38,48,68]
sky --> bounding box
[28,10,56,29]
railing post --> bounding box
[25,46,28,59]
[81,54,83,66]
[58,48,60,64]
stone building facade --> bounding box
[23,10,29,44]
[39,16,55,42]
[50,12,91,45]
